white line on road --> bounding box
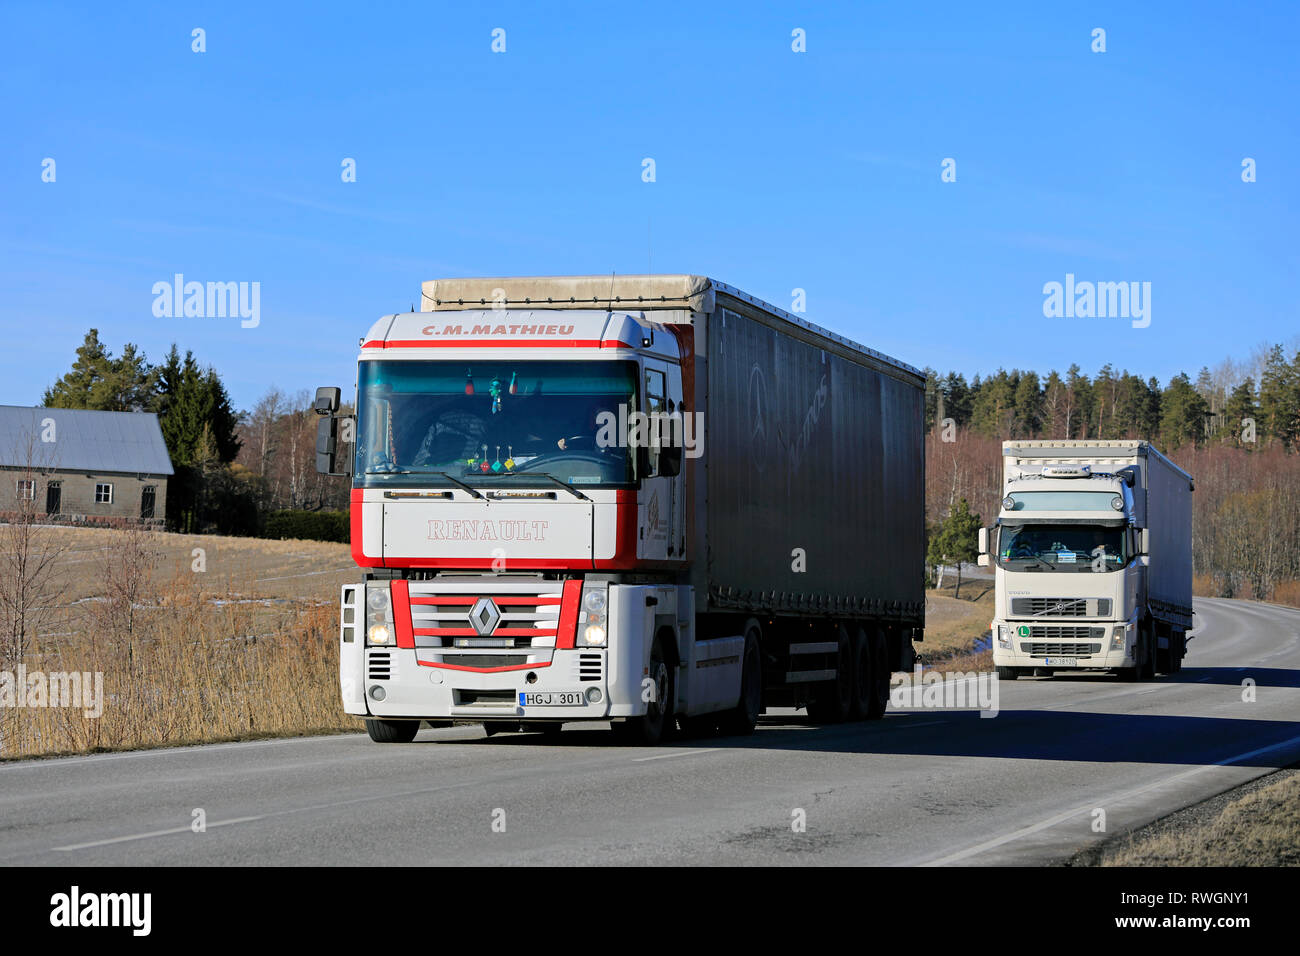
[631,749,719,763]
[53,816,266,851]
[920,731,1300,866]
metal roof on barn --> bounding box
[0,406,174,475]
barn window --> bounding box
[16,479,34,500]
[95,482,114,504]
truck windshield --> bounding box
[355,359,637,487]
[997,524,1127,573]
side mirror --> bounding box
[316,415,354,476]
[314,386,341,416]
[1138,528,1150,555]
[978,527,988,555]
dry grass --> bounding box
[1,525,359,760]
[920,581,994,660]
[1098,773,1300,867]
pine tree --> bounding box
[1258,346,1300,449]
[1160,373,1208,449]
[1223,379,1259,447]
[43,330,155,411]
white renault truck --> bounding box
[978,440,1193,680]
[315,274,925,743]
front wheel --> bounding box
[611,630,675,745]
[996,666,1020,681]
[719,623,763,736]
[365,719,419,743]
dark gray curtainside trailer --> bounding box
[698,287,925,627]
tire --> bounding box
[996,666,1020,681]
[865,626,890,720]
[808,625,853,723]
[719,623,763,736]
[1139,622,1156,680]
[848,627,872,721]
[1171,630,1185,673]
[611,629,675,745]
[365,719,419,743]
[1154,624,1171,675]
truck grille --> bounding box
[1022,625,1106,642]
[406,579,565,650]
[1011,598,1112,617]
[368,651,392,681]
[1020,642,1102,657]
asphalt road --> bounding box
[3,597,1298,866]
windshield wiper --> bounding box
[365,468,483,499]
[533,472,591,501]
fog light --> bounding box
[1002,495,1015,510]
[586,687,603,703]
[369,685,386,701]
[368,623,392,645]
[1110,496,1125,511]
[582,624,606,646]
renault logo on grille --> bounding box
[469,597,502,636]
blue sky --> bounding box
[3,1,1297,412]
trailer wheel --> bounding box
[365,719,419,743]
[866,626,890,719]
[848,627,872,720]
[611,630,675,745]
[1170,630,1185,673]
[1154,623,1171,675]
[808,626,853,723]
[719,623,763,736]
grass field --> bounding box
[1089,770,1300,866]
[1,525,359,759]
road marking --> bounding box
[895,719,945,729]
[632,749,718,763]
[53,816,266,851]
[920,731,1300,866]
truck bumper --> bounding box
[354,645,612,721]
[991,619,1136,670]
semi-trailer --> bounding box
[315,274,926,743]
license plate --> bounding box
[1043,658,1078,666]
[519,691,585,707]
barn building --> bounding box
[0,406,173,526]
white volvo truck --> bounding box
[978,440,1193,680]
[315,274,926,743]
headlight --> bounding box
[1111,495,1124,511]
[367,589,390,611]
[1111,624,1128,649]
[583,589,606,613]
[368,623,392,645]
[582,624,607,646]
[997,624,1013,648]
